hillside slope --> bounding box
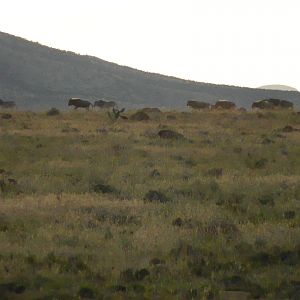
[1,31,300,110]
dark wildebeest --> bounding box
[213,100,236,110]
[68,98,92,110]
[252,99,293,110]
[94,99,116,109]
[252,100,274,110]
[187,100,211,110]
[0,99,16,109]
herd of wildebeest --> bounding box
[67,97,295,111]
[0,97,295,111]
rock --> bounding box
[158,130,184,139]
[130,111,150,121]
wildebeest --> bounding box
[68,98,92,110]
[187,100,211,110]
[94,99,116,109]
[252,99,293,110]
[0,99,16,109]
[252,100,274,109]
[213,100,236,110]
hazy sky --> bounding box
[1,0,300,89]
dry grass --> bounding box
[0,109,300,299]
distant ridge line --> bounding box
[1,31,300,110]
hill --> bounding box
[1,31,300,110]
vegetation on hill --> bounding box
[1,109,300,299]
[1,31,300,110]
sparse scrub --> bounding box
[0,110,300,299]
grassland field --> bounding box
[0,109,300,300]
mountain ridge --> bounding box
[1,31,300,110]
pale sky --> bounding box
[1,0,300,89]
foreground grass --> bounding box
[0,109,300,299]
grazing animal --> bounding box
[252,100,274,110]
[187,100,211,110]
[94,99,116,109]
[252,99,293,110]
[0,99,16,109]
[68,98,92,110]
[213,100,236,110]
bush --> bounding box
[46,107,60,116]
